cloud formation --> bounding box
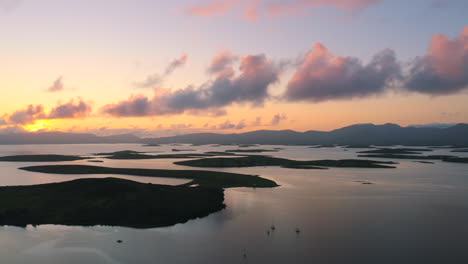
[164,53,188,75]
[207,49,237,75]
[183,0,379,21]
[266,0,379,17]
[404,26,468,95]
[270,113,287,125]
[135,53,188,88]
[285,42,400,102]
[3,99,92,125]
[185,0,237,17]
[46,76,64,92]
[48,99,92,119]
[104,53,280,117]
[8,105,46,124]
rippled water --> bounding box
[0,144,467,263]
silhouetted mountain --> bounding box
[142,123,468,146]
[1,124,467,146]
[0,132,140,145]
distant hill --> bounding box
[0,123,467,146]
[0,132,140,145]
[142,123,468,146]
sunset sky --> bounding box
[1,0,467,137]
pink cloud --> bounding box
[267,0,380,17]
[182,0,380,21]
[207,49,237,77]
[405,26,468,94]
[185,0,239,17]
[103,53,280,117]
[285,42,400,102]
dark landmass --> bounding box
[104,153,215,160]
[343,145,375,149]
[94,150,145,156]
[239,144,258,148]
[358,148,433,155]
[225,149,278,153]
[172,149,196,152]
[413,161,435,164]
[280,164,328,170]
[309,144,336,148]
[174,156,397,169]
[19,165,278,188]
[355,181,374,184]
[203,151,238,156]
[451,149,468,153]
[443,157,468,163]
[143,144,160,147]
[1,123,468,146]
[0,177,225,228]
[87,160,104,163]
[0,132,140,145]
[0,155,89,162]
[358,154,456,160]
[142,123,468,146]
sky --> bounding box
[0,0,467,136]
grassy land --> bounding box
[0,155,89,162]
[0,177,225,228]
[174,155,397,169]
[19,165,278,188]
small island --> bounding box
[174,155,397,169]
[20,165,278,188]
[358,154,456,160]
[358,148,433,155]
[224,149,278,153]
[0,177,225,228]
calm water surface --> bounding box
[0,144,467,263]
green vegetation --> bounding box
[0,177,225,228]
[19,165,278,188]
[174,155,397,169]
[0,155,88,162]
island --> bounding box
[0,155,89,162]
[19,165,278,188]
[174,155,397,169]
[358,148,433,155]
[0,177,225,228]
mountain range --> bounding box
[0,123,467,146]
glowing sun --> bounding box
[23,120,49,132]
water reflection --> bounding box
[0,144,468,263]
